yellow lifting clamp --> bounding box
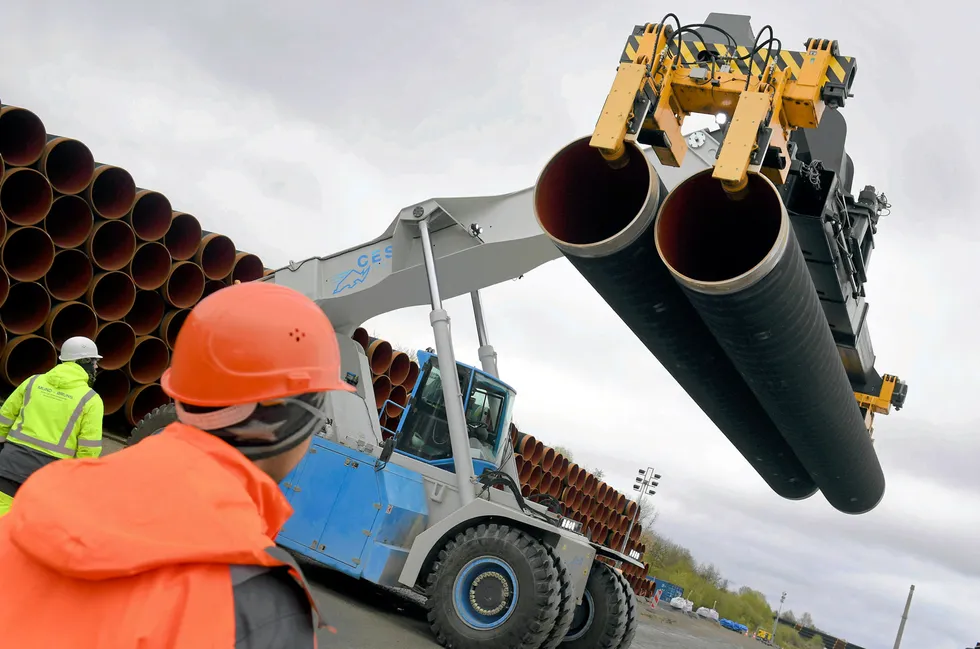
[590,20,856,196]
[855,374,908,440]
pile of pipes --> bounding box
[0,104,268,429]
[512,429,653,597]
[350,327,419,431]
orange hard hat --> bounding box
[161,282,355,407]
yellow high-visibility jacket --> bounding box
[0,362,104,465]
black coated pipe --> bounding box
[655,168,885,514]
[534,136,817,501]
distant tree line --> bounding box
[642,528,823,648]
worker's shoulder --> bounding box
[229,564,315,649]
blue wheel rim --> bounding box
[565,590,595,641]
[451,555,520,630]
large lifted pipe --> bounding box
[534,137,817,501]
[654,170,885,513]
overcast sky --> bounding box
[2,1,977,647]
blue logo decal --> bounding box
[332,245,393,295]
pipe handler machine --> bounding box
[130,12,907,649]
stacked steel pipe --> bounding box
[0,104,268,429]
[510,425,653,595]
[349,328,419,435]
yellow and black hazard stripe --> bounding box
[617,39,856,85]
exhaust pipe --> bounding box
[129,241,172,290]
[163,261,205,308]
[93,369,130,415]
[159,309,190,348]
[127,335,170,383]
[87,271,136,321]
[124,383,170,426]
[195,233,236,280]
[0,282,51,335]
[46,249,94,301]
[0,168,53,226]
[87,164,136,220]
[1,335,57,385]
[38,136,95,195]
[45,195,94,249]
[45,301,98,349]
[126,290,166,335]
[87,220,137,272]
[95,321,137,371]
[129,190,173,242]
[534,136,817,501]
[0,106,47,167]
[229,251,265,284]
[654,169,885,514]
[165,212,202,261]
[2,226,55,282]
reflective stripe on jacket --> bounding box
[0,362,104,460]
[0,423,327,648]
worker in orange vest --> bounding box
[0,282,355,648]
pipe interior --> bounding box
[46,140,95,194]
[657,172,784,283]
[535,138,651,245]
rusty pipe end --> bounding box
[87,271,137,321]
[127,335,170,383]
[41,137,95,195]
[46,248,94,301]
[45,195,94,249]
[1,335,56,385]
[534,136,664,259]
[45,301,98,349]
[160,309,190,348]
[163,261,206,308]
[195,233,237,281]
[126,290,166,336]
[124,383,171,427]
[165,212,203,261]
[95,321,137,371]
[367,339,393,375]
[88,164,137,220]
[2,226,55,282]
[654,169,789,295]
[88,220,137,272]
[0,167,54,226]
[352,327,370,351]
[0,282,51,335]
[130,189,174,242]
[387,351,411,385]
[130,241,173,290]
[93,369,130,415]
[230,251,265,284]
[0,106,47,166]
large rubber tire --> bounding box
[541,546,575,649]
[127,403,178,447]
[425,523,561,649]
[611,570,638,649]
[561,562,628,649]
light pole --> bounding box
[771,591,787,643]
[620,466,661,553]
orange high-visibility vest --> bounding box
[0,423,325,648]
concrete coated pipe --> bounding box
[124,383,170,426]
[87,271,136,321]
[228,251,264,284]
[93,369,130,415]
[655,169,886,514]
[159,309,190,348]
[0,270,8,308]
[129,241,172,290]
[0,282,51,335]
[387,351,411,386]
[372,375,392,411]
[87,220,137,272]
[126,290,166,336]
[44,301,98,350]
[126,335,170,383]
[163,261,205,308]
[45,248,94,301]
[128,189,173,242]
[165,212,202,261]
[0,168,53,226]
[352,327,370,352]
[403,360,420,388]
[2,226,55,282]
[38,136,95,195]
[201,280,227,300]
[367,339,393,375]
[385,384,409,418]
[0,106,47,167]
[0,335,56,385]
[95,321,137,371]
[534,135,817,501]
[195,233,236,281]
[44,195,94,249]
[86,164,136,220]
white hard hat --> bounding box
[60,336,103,362]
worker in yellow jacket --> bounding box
[0,336,104,517]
